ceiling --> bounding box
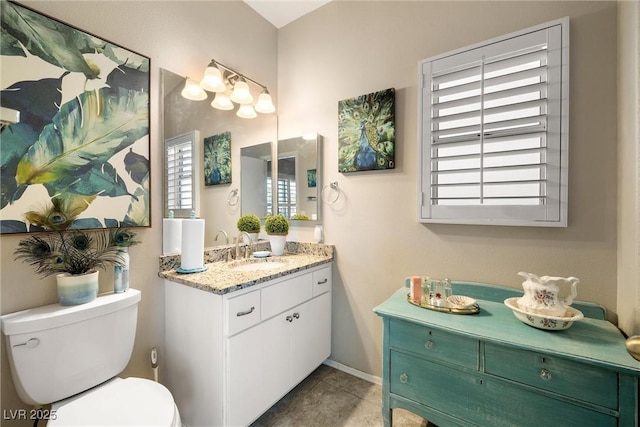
[243,0,330,29]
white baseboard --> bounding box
[322,359,382,386]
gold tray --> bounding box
[407,294,480,315]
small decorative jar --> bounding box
[114,248,130,293]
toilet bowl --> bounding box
[0,289,181,426]
[49,378,181,426]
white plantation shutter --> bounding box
[419,18,569,226]
[165,131,200,217]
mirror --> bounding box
[241,142,272,218]
[276,135,321,222]
[161,68,277,247]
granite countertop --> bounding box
[159,242,334,295]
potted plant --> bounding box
[237,214,261,243]
[14,200,138,305]
[264,214,289,256]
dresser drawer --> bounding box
[261,274,312,319]
[391,351,617,427]
[389,319,478,369]
[485,343,618,409]
[312,266,331,296]
[225,290,261,336]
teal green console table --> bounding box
[374,283,640,427]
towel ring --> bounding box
[321,181,341,205]
[227,188,239,206]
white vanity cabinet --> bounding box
[164,263,332,427]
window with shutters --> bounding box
[418,18,569,226]
[165,131,200,218]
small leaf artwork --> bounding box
[204,131,232,186]
[338,88,395,173]
[0,1,150,234]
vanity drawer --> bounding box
[226,290,261,336]
[484,343,618,409]
[389,319,478,369]
[312,266,331,296]
[261,274,312,319]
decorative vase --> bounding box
[249,232,259,243]
[243,233,259,244]
[56,270,99,306]
[314,225,323,243]
[114,248,130,293]
[268,234,287,256]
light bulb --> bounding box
[254,89,275,114]
[200,63,226,92]
[211,93,234,110]
[236,104,257,119]
[230,77,253,104]
[181,77,207,101]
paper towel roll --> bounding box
[181,218,205,270]
[163,218,183,255]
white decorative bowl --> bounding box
[447,295,477,309]
[504,297,584,331]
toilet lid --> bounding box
[48,378,177,426]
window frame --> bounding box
[164,130,200,218]
[418,17,569,227]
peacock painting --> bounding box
[338,88,395,173]
[204,131,231,186]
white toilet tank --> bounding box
[1,289,141,406]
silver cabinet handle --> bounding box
[236,306,255,317]
[286,315,293,322]
[425,340,434,350]
[293,312,300,319]
[539,368,552,381]
[400,373,409,384]
[317,278,328,284]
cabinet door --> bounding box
[227,313,290,426]
[291,292,331,385]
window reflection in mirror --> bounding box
[241,142,272,219]
[276,135,321,223]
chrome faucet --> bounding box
[235,232,251,259]
[215,229,229,244]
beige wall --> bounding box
[0,1,276,424]
[277,1,620,375]
[0,0,633,423]
[617,0,640,335]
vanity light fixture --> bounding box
[236,104,257,119]
[182,59,276,117]
[181,77,207,101]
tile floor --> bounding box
[251,364,432,427]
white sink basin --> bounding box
[230,262,286,272]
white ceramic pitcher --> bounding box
[516,272,579,317]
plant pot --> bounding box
[56,270,99,306]
[268,234,287,256]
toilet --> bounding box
[0,289,181,426]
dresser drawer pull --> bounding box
[317,278,328,284]
[539,368,552,381]
[424,340,434,350]
[236,306,255,317]
[400,373,409,384]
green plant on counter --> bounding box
[291,213,310,220]
[264,214,289,235]
[237,214,261,233]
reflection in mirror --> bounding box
[241,142,272,219]
[276,135,321,222]
[161,68,277,248]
